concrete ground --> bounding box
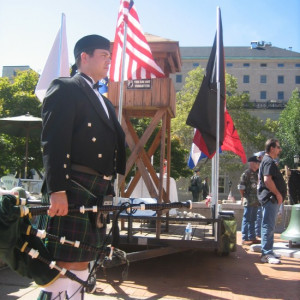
[1,232,299,300]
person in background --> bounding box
[40,34,126,299]
[202,176,209,200]
[189,169,203,202]
[257,138,287,264]
[254,150,265,239]
[238,156,261,245]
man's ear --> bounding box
[80,52,88,64]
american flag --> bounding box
[110,0,165,82]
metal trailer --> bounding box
[108,206,237,263]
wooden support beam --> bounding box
[167,53,176,74]
[124,109,166,177]
[123,117,168,200]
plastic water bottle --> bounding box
[185,223,192,240]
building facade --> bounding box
[171,42,300,120]
[2,66,30,79]
[170,42,300,200]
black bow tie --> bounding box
[93,82,101,90]
[80,73,101,90]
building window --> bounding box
[260,75,267,83]
[278,91,284,100]
[278,76,284,84]
[260,91,267,100]
[193,63,199,67]
[296,76,300,84]
[243,91,249,94]
[226,63,233,67]
[176,74,182,83]
[260,63,267,67]
[278,63,284,67]
[243,75,250,83]
[218,177,225,194]
[295,64,300,67]
[243,63,250,67]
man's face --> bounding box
[84,49,111,81]
[250,161,260,171]
[272,142,282,159]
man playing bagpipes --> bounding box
[38,34,126,299]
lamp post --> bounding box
[294,154,299,169]
[228,180,235,202]
[228,180,232,193]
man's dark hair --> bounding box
[265,138,279,153]
[75,48,95,68]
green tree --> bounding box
[172,67,205,146]
[172,66,277,176]
[0,70,42,177]
[277,88,300,168]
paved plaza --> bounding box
[1,232,299,300]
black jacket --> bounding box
[41,74,126,193]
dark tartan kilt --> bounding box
[46,170,110,262]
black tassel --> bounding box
[111,213,120,248]
[70,64,78,77]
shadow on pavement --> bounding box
[0,267,37,299]
[95,245,300,299]
[1,240,299,299]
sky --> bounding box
[1,0,299,74]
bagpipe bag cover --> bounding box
[0,194,59,286]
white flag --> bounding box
[35,13,69,102]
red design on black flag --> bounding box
[193,129,215,158]
[222,111,247,163]
[186,9,246,163]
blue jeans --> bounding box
[241,206,258,241]
[261,200,279,256]
[255,206,262,237]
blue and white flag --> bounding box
[187,141,207,169]
[188,138,223,169]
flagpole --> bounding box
[58,13,64,78]
[212,6,220,240]
[214,6,221,227]
[211,155,216,218]
[114,13,128,199]
[118,23,127,123]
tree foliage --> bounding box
[0,70,42,177]
[277,88,300,168]
[172,67,205,146]
[171,66,277,176]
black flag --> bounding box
[186,11,225,156]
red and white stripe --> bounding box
[110,0,165,82]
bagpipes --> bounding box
[0,191,192,288]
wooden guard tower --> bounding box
[108,34,181,235]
